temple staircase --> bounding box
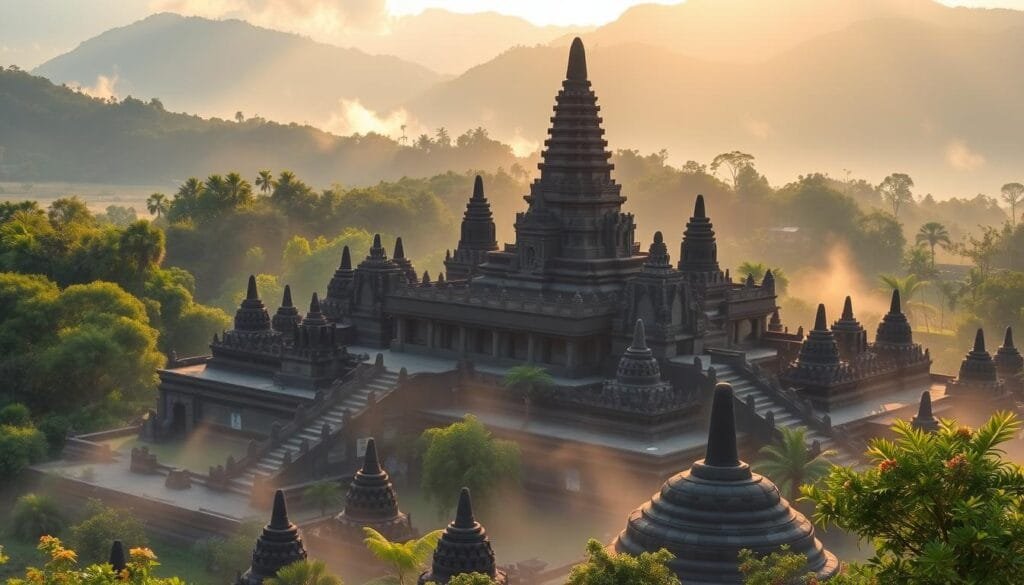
[713,363,860,468]
[227,369,401,495]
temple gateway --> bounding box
[138,37,1023,584]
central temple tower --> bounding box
[477,37,645,291]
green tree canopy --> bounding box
[803,412,1024,584]
[418,415,521,516]
[565,539,680,585]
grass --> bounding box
[149,534,218,585]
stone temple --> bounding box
[123,37,1024,583]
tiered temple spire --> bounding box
[995,326,1023,381]
[238,490,307,585]
[613,383,838,583]
[272,285,302,337]
[643,231,672,273]
[392,237,418,284]
[322,246,354,321]
[677,195,726,285]
[234,275,272,332]
[875,289,914,352]
[418,488,506,584]
[445,176,499,281]
[831,296,867,358]
[334,438,412,541]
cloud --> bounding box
[69,73,121,100]
[150,0,389,37]
[507,128,540,157]
[744,117,773,140]
[945,139,986,172]
[322,98,422,139]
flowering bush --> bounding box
[4,536,185,585]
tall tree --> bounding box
[878,173,915,218]
[710,151,755,192]
[256,170,275,196]
[1001,182,1024,225]
[418,415,521,516]
[145,193,169,220]
[756,427,835,504]
[803,412,1024,584]
[915,222,951,267]
[363,527,442,585]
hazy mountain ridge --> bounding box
[0,68,520,186]
[407,14,1024,197]
[579,0,1024,62]
[33,13,443,126]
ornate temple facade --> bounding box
[136,39,1024,583]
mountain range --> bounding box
[20,0,1024,196]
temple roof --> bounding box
[793,304,841,368]
[995,326,1023,375]
[911,390,939,433]
[393,237,419,283]
[643,231,672,273]
[678,195,723,278]
[240,490,307,585]
[272,284,302,334]
[875,289,913,348]
[418,488,503,585]
[612,383,839,583]
[359,234,395,269]
[335,438,411,539]
[831,296,864,334]
[957,328,998,384]
[234,275,272,332]
[614,319,663,386]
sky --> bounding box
[1,0,1023,69]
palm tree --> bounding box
[119,220,165,275]
[503,365,553,428]
[756,427,835,504]
[304,481,343,517]
[933,279,964,330]
[363,527,443,585]
[915,222,951,267]
[1001,182,1024,225]
[256,170,274,196]
[224,172,254,207]
[145,193,169,220]
[264,560,343,585]
[736,261,767,281]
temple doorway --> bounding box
[170,402,187,436]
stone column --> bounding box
[527,333,536,363]
[458,326,468,356]
[567,339,579,371]
[426,320,435,349]
[492,330,501,359]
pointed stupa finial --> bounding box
[889,289,901,314]
[246,274,258,300]
[704,383,740,467]
[918,390,934,420]
[973,328,986,353]
[1004,326,1015,349]
[631,319,648,351]
[422,271,431,285]
[454,487,476,528]
[566,37,588,81]
[842,296,853,320]
[654,231,663,244]
[814,303,828,331]
[270,489,290,529]
[694,194,706,219]
[394,237,405,260]
[341,245,352,270]
[281,284,293,308]
[361,438,382,474]
[309,292,321,314]
[372,233,382,249]
[473,175,485,200]
[108,540,127,573]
